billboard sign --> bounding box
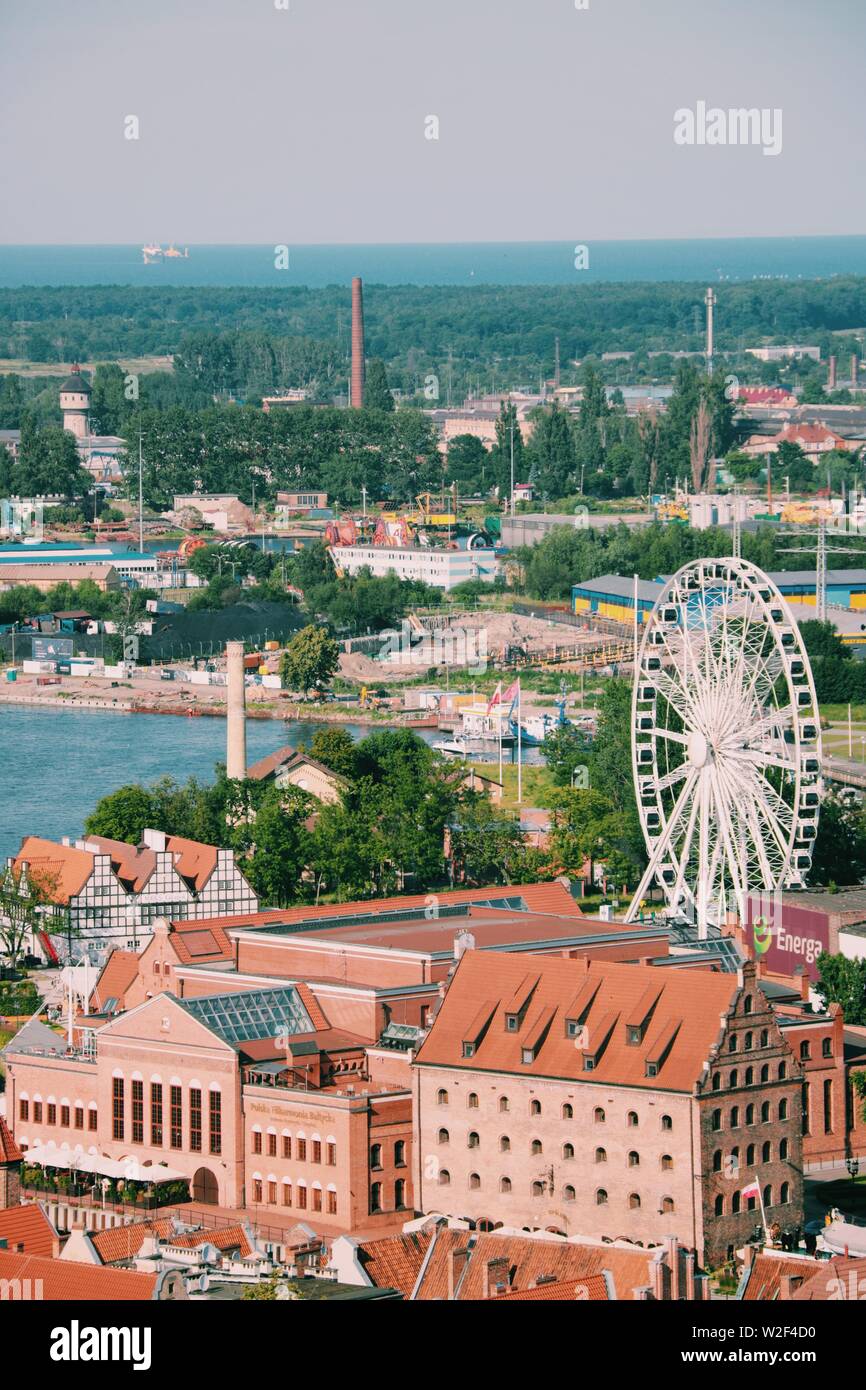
[746,892,831,980]
[32,637,73,660]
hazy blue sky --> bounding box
[1,0,863,244]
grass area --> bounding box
[467,760,558,808]
[0,355,173,377]
[822,705,866,722]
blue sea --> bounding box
[2,239,866,288]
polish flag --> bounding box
[741,1178,761,1201]
[503,678,521,712]
[486,682,503,714]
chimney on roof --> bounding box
[666,1235,681,1300]
[482,1256,510,1299]
[828,355,837,390]
[226,641,247,781]
[351,277,366,408]
[447,1245,471,1300]
[142,828,167,852]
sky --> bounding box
[1,0,864,244]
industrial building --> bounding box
[0,543,157,587]
[332,543,500,590]
[572,569,866,626]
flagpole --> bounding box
[517,680,522,805]
[755,1174,769,1245]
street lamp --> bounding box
[846,1157,860,1183]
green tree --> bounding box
[244,788,313,907]
[84,784,157,843]
[808,794,866,887]
[279,625,339,697]
[542,722,593,787]
[444,434,489,489]
[815,952,866,1025]
[448,793,534,886]
[364,360,395,412]
[307,727,357,778]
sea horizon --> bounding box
[2,235,866,289]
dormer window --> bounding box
[462,1042,476,1059]
[583,1055,596,1071]
[505,1015,519,1032]
[566,1019,579,1038]
[521,1045,536,1066]
[627,1025,642,1046]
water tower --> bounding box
[60,364,91,441]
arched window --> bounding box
[469,1172,481,1190]
[762,1141,771,1163]
[595,1146,607,1163]
[531,1181,545,1197]
[499,1135,511,1152]
[712,1149,722,1173]
[760,1029,769,1047]
[370,1143,382,1169]
[499,1095,510,1112]
[743,996,753,1015]
[745,1067,754,1085]
[596,1188,608,1206]
[500,1176,512,1193]
[715,1194,725,1216]
[711,1109,722,1132]
[823,1038,833,1058]
[628,1192,641,1210]
[530,1099,542,1117]
[745,1104,755,1126]
[562,1103,573,1120]
[562,1142,575,1161]
[779,1099,788,1120]
[627,1111,639,1128]
[530,1138,543,1156]
[730,1146,740,1173]
[438,1168,450,1186]
[730,1106,739,1128]
[563,1185,576,1203]
[628,1150,640,1167]
[729,1034,738,1053]
[763,1185,772,1208]
[780,1138,788,1161]
[760,1064,769,1083]
[712,1074,721,1091]
[437,1089,449,1106]
[661,1196,675,1213]
[661,1154,673,1171]
[746,1144,755,1166]
[732,1190,741,1214]
[437,1128,449,1145]
[744,1032,753,1050]
[778,1061,787,1080]
[729,1071,738,1088]
[661,1115,673,1131]
[800,1040,810,1061]
[781,1181,790,1204]
[467,1092,479,1109]
[594,1107,606,1124]
[467,1131,480,1149]
[761,1101,770,1122]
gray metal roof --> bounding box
[572,574,663,603]
[770,570,866,587]
[3,1016,68,1057]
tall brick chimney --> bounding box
[828,355,837,390]
[351,276,365,408]
[226,641,247,781]
[852,354,860,388]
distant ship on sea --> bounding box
[142,243,190,263]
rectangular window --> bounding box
[311,1140,322,1164]
[88,1107,97,1132]
[253,1130,262,1154]
[267,1132,277,1157]
[190,1088,202,1153]
[74,1106,84,1130]
[326,1142,336,1166]
[131,1080,144,1145]
[47,1103,56,1126]
[824,1079,833,1135]
[282,1183,292,1207]
[282,1135,291,1159]
[370,1182,382,1214]
[170,1085,182,1150]
[297,1138,307,1162]
[33,1102,42,1123]
[60,1104,70,1128]
[268,1181,277,1205]
[19,1099,28,1122]
[312,1187,322,1212]
[252,1179,262,1203]
[209,1091,221,1155]
[151,1084,163,1146]
[327,1190,337,1215]
[297,1186,307,1210]
[112,1078,124,1142]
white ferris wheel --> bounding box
[625,557,823,931]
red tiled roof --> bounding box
[13,837,94,903]
[415,951,739,1091]
[89,948,140,1013]
[91,1217,250,1265]
[165,835,219,892]
[740,1252,820,1301]
[494,1274,609,1301]
[778,422,848,447]
[792,1255,864,1300]
[170,881,583,939]
[0,1116,23,1164]
[169,919,236,966]
[0,1248,159,1300]
[0,1203,58,1257]
[355,1228,434,1297]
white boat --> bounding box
[433,736,470,757]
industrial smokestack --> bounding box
[828,355,837,390]
[351,276,365,408]
[226,641,247,780]
[704,287,715,377]
[852,354,860,388]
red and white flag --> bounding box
[741,1178,761,1202]
[503,678,521,712]
[486,682,503,714]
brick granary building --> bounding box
[413,954,803,1267]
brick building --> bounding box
[413,953,803,1267]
